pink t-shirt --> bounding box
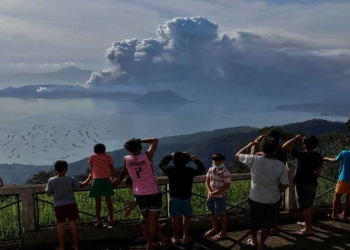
[88,153,114,179]
[125,153,160,195]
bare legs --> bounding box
[57,221,79,250]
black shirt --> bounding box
[159,155,206,199]
[292,148,323,186]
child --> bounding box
[323,135,350,221]
[283,135,323,235]
[113,138,161,250]
[124,176,167,247]
[45,160,90,250]
[88,143,116,228]
[159,152,206,245]
[236,137,289,250]
[205,153,231,241]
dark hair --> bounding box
[124,138,142,152]
[212,153,226,161]
[302,135,318,149]
[265,129,280,143]
[125,176,132,186]
[94,143,106,154]
[54,160,68,173]
[261,137,278,154]
[173,152,191,166]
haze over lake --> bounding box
[0,96,346,166]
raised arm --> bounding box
[282,135,303,153]
[143,138,159,163]
[191,155,206,176]
[250,135,264,155]
[159,154,173,175]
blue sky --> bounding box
[0,0,349,75]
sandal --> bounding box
[204,229,218,236]
[293,230,314,236]
[94,220,102,228]
[296,221,305,227]
[246,239,258,249]
[211,234,227,241]
[327,213,338,221]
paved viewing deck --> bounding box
[21,216,350,250]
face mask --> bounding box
[213,164,225,170]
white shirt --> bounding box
[239,154,289,204]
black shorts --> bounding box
[135,192,162,212]
[295,184,316,210]
[248,198,281,230]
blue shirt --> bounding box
[45,176,81,207]
[336,150,350,182]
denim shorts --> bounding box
[248,198,281,230]
[206,196,226,215]
[169,198,192,217]
[295,184,317,210]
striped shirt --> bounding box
[206,167,231,198]
[88,153,114,179]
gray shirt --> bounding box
[45,176,81,207]
[239,154,289,204]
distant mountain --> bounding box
[0,66,93,85]
[276,99,350,117]
[0,84,140,99]
[133,90,192,106]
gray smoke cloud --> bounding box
[86,16,350,93]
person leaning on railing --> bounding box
[323,135,350,221]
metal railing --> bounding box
[0,194,22,241]
[0,171,338,246]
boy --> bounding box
[88,143,115,228]
[113,138,161,250]
[46,160,90,250]
[323,135,350,221]
[236,137,289,250]
[159,152,206,245]
[283,135,323,235]
[251,130,287,235]
[205,153,231,241]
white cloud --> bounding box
[85,16,350,97]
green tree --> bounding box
[346,118,350,133]
[26,170,56,184]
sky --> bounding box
[0,0,349,86]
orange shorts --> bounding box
[335,180,350,195]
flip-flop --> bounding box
[296,221,305,227]
[211,234,227,241]
[182,237,193,246]
[337,215,349,222]
[246,239,258,249]
[293,230,314,236]
[204,230,218,236]
[327,213,338,221]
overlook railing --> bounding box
[0,164,338,248]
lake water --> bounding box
[0,97,346,165]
